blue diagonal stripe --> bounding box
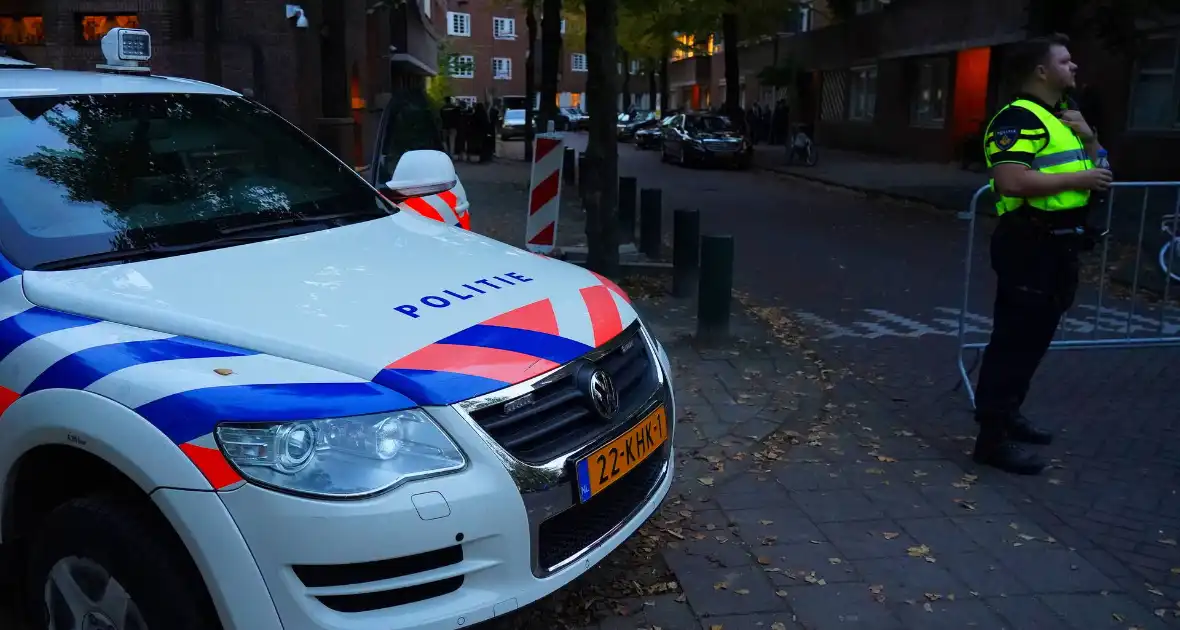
[25,336,258,395]
[374,368,509,406]
[136,382,418,445]
[0,307,98,361]
[438,324,591,365]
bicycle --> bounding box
[785,123,818,167]
[1159,212,1180,283]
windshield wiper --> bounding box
[216,210,380,236]
[32,233,281,272]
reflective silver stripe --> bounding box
[1031,149,1087,169]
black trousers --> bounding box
[974,216,1081,426]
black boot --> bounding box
[972,423,1047,475]
[1006,413,1053,445]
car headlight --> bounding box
[215,409,466,498]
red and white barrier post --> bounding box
[525,133,565,254]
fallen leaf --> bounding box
[877,455,898,463]
[1146,584,1165,597]
[923,602,934,612]
[907,545,932,557]
[759,519,774,525]
[865,467,885,475]
[869,584,885,594]
[1047,478,1063,485]
[883,532,901,540]
[213,368,233,376]
[698,477,715,487]
[1172,568,1180,575]
[1112,613,1124,622]
[676,593,687,603]
[775,589,788,597]
[757,556,771,565]
[735,588,750,595]
[828,557,843,564]
[713,581,728,590]
[710,626,724,630]
[1159,538,1177,546]
[771,623,787,630]
[924,593,942,601]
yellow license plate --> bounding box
[575,406,668,502]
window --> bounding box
[0,93,390,271]
[493,57,512,80]
[571,53,587,72]
[910,57,949,127]
[848,65,877,121]
[561,19,566,34]
[1129,34,1180,129]
[630,60,640,74]
[449,54,474,79]
[422,0,431,18]
[447,12,471,37]
[375,89,444,186]
[77,14,139,43]
[0,15,45,45]
[798,6,813,32]
[493,17,515,40]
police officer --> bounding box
[973,33,1113,475]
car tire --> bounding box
[26,496,221,630]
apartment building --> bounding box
[437,0,652,111]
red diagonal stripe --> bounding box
[483,299,560,335]
[0,386,19,416]
[530,172,560,215]
[528,222,555,246]
[179,443,243,490]
[437,190,459,210]
[402,196,446,222]
[388,344,559,383]
[591,271,632,304]
[535,137,560,162]
[580,285,624,347]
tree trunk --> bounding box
[539,0,562,131]
[659,49,670,115]
[524,1,538,161]
[648,64,658,113]
[584,0,619,277]
[620,49,632,111]
[722,9,741,116]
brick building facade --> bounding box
[703,0,1180,180]
[0,0,446,167]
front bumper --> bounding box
[686,144,751,165]
[197,327,675,630]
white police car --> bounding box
[0,29,674,630]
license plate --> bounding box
[575,406,668,502]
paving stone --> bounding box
[781,584,904,629]
[698,613,804,629]
[986,596,1071,630]
[671,537,757,568]
[757,542,861,586]
[853,557,968,601]
[774,461,853,491]
[714,477,796,512]
[917,484,1018,517]
[936,551,1032,597]
[790,490,886,523]
[1040,593,1172,630]
[862,483,943,519]
[897,518,982,554]
[892,598,1008,629]
[665,551,784,617]
[859,436,940,461]
[597,595,700,630]
[991,549,1120,594]
[728,509,826,547]
[950,515,1056,551]
[815,520,919,559]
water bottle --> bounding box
[1092,148,1111,209]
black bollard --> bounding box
[618,176,638,243]
[697,235,734,343]
[639,188,662,258]
[563,147,577,187]
[672,209,701,298]
[578,154,589,200]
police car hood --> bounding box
[21,212,639,406]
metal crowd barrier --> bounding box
[956,182,1180,407]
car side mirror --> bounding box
[384,150,457,200]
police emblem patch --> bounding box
[994,127,1019,150]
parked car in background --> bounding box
[563,107,589,131]
[661,112,752,169]
[617,111,658,142]
[500,108,527,140]
[634,115,674,150]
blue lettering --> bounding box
[394,304,420,318]
[494,275,515,285]
[421,296,451,308]
[463,283,486,295]
[475,279,500,290]
[506,271,534,283]
[444,289,475,300]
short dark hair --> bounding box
[1006,33,1071,81]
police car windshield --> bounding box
[0,92,391,270]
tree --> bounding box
[539,0,563,131]
[582,0,620,276]
[524,0,538,161]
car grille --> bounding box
[536,446,669,572]
[293,546,464,613]
[468,326,658,464]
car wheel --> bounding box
[26,496,221,630]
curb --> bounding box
[753,161,988,215]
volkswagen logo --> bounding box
[588,369,620,420]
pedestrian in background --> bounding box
[972,33,1112,475]
[488,102,501,157]
[440,96,459,157]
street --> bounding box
[493,133,1180,628]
